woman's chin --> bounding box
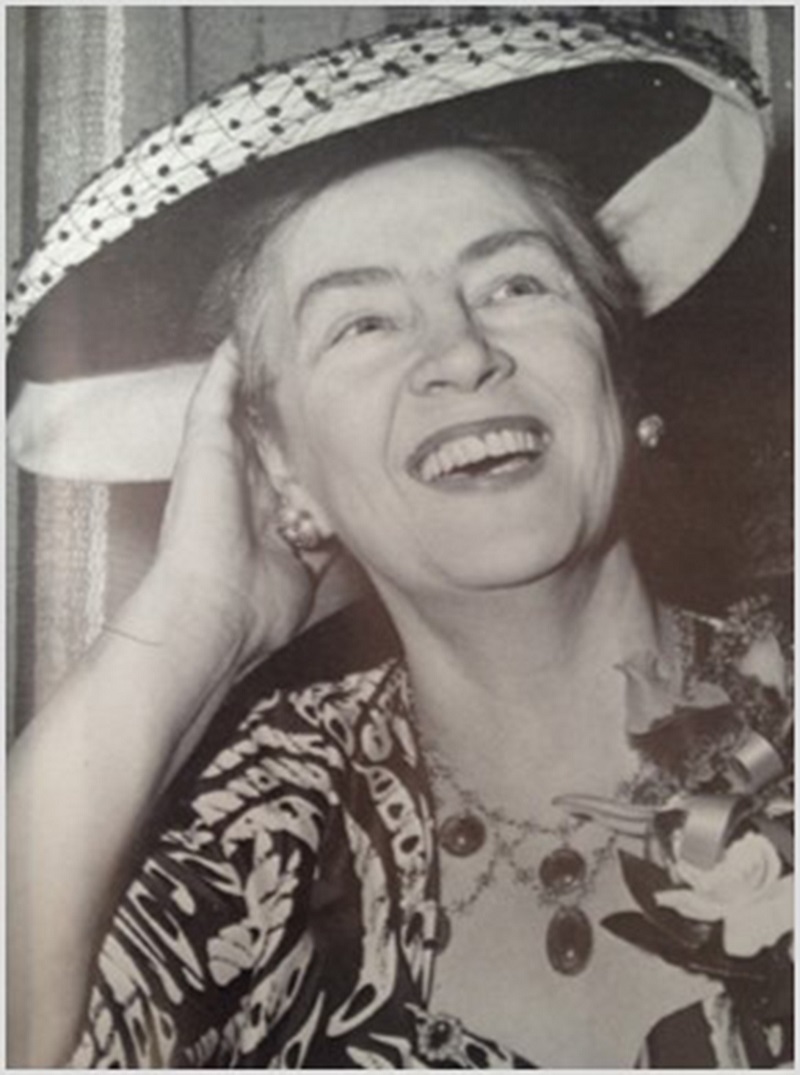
[420,536,579,595]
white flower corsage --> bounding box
[656,831,794,958]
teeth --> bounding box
[420,454,438,483]
[417,425,547,483]
[486,431,504,457]
[452,441,470,468]
[463,435,485,462]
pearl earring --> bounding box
[276,498,325,552]
[636,414,665,450]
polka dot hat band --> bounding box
[8,9,768,482]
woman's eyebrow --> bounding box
[293,230,555,324]
[294,266,396,325]
[458,228,556,265]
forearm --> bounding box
[7,567,250,1068]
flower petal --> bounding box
[674,831,782,904]
[737,633,787,697]
[616,651,681,734]
[722,875,794,957]
[686,679,730,708]
[655,888,723,921]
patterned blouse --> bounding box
[68,600,791,1068]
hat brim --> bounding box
[8,12,767,482]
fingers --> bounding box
[167,340,249,513]
[186,339,243,424]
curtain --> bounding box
[7,6,476,730]
[7,7,793,733]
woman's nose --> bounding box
[408,307,515,395]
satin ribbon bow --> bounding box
[555,727,788,870]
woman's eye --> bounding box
[486,274,547,303]
[332,314,393,346]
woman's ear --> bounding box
[256,434,335,545]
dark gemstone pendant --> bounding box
[539,846,587,896]
[546,905,593,975]
[439,813,487,857]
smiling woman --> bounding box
[7,8,792,1070]
[235,147,629,597]
[215,141,639,419]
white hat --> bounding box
[7,9,768,482]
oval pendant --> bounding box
[539,846,587,896]
[439,813,487,857]
[546,906,593,975]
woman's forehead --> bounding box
[269,148,558,279]
[303,146,542,220]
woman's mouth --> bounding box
[408,416,551,489]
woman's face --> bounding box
[253,149,627,597]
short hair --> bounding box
[195,137,643,431]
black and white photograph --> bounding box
[6,6,793,1068]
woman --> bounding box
[8,11,792,1069]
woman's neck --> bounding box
[378,543,666,817]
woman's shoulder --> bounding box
[151,599,412,844]
[165,599,402,780]
[71,678,408,1071]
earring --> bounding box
[636,414,665,450]
[276,498,326,552]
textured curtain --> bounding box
[7,7,793,733]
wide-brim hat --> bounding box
[7,9,768,483]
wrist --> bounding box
[113,561,253,671]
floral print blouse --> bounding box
[68,599,792,1068]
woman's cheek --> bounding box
[295,382,381,482]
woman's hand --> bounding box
[153,339,333,673]
[7,340,338,1068]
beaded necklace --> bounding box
[420,607,701,976]
[426,747,620,976]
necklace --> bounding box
[426,749,617,976]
